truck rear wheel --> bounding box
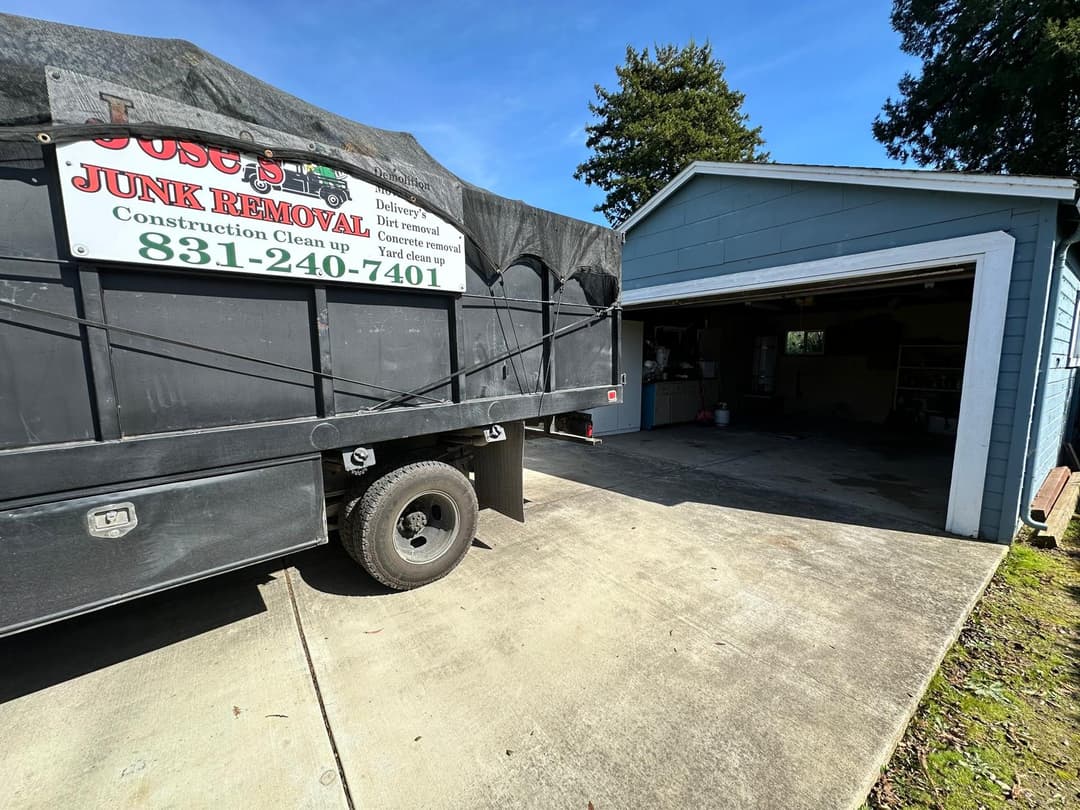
[321,189,345,208]
[340,460,478,590]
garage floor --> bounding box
[1,436,1003,809]
[603,422,956,531]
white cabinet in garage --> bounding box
[643,379,721,428]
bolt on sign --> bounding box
[56,137,467,292]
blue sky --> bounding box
[9,0,917,225]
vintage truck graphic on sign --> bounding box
[242,160,352,209]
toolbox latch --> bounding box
[86,502,138,539]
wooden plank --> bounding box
[1033,472,1080,548]
[1031,465,1070,522]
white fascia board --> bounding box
[622,232,1012,307]
[617,161,1077,234]
[620,231,1017,540]
[617,163,701,233]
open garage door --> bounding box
[621,268,982,534]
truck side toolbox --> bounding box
[0,457,325,636]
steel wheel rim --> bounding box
[392,490,460,565]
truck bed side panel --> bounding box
[0,456,325,636]
[463,260,544,399]
[0,258,97,450]
[328,286,453,411]
[100,269,319,434]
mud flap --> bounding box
[473,420,525,522]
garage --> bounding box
[595,161,1080,541]
[608,273,974,529]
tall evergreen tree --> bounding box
[574,42,768,226]
[874,0,1080,176]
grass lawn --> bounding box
[865,521,1080,809]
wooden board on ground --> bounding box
[1031,466,1071,522]
[1034,472,1080,548]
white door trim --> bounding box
[622,232,1017,538]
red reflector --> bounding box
[586,423,594,438]
[607,390,617,401]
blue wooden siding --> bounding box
[623,173,1062,541]
[1030,256,1080,498]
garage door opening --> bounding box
[614,271,976,531]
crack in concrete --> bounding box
[284,567,355,810]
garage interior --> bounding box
[617,268,976,529]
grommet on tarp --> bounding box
[35,132,51,144]
[263,148,274,158]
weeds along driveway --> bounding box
[1,439,1004,809]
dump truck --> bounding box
[0,16,622,636]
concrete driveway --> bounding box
[1,436,1005,809]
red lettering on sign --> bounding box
[137,138,178,161]
[292,205,314,228]
[261,197,292,224]
[70,163,103,193]
[176,141,209,169]
[174,182,203,210]
[69,163,205,211]
[209,147,241,175]
[211,188,242,216]
[240,193,262,220]
[137,175,174,205]
[100,165,138,199]
[203,190,369,239]
[82,137,242,179]
[93,137,130,151]
[311,208,334,230]
[256,158,284,185]
[328,213,369,237]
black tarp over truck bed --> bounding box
[0,15,622,634]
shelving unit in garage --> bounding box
[893,344,965,433]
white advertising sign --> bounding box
[55,137,466,292]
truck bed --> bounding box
[0,142,620,634]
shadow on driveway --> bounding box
[0,562,277,702]
[289,536,495,597]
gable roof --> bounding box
[618,161,1078,233]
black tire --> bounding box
[340,461,478,590]
[321,189,345,208]
[250,177,272,194]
